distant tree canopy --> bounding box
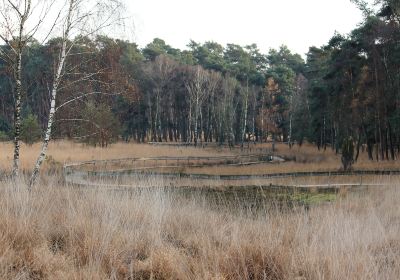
[0,0,399,161]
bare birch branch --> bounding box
[55,91,121,112]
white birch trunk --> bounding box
[147,94,153,141]
[194,94,199,146]
[12,52,22,178]
[241,79,249,148]
[154,90,160,141]
[261,95,265,143]
[12,0,31,178]
[188,102,192,143]
[29,0,73,188]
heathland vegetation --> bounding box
[1,0,400,168]
[0,0,400,279]
[0,140,399,278]
[0,169,399,279]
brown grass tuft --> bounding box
[0,177,398,279]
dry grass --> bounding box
[0,177,399,279]
[181,143,400,175]
[1,141,399,279]
[69,172,400,190]
[1,141,398,176]
[183,160,400,176]
[0,141,234,173]
[261,142,400,171]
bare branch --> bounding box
[26,0,61,43]
[6,0,22,18]
[55,91,121,112]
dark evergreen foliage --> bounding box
[0,0,399,158]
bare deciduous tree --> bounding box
[143,54,177,141]
[185,65,209,146]
[220,75,237,146]
[0,0,63,177]
[204,70,221,142]
[28,0,124,187]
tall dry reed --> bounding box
[0,177,399,279]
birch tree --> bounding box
[0,0,56,177]
[143,54,177,141]
[220,75,237,145]
[29,0,124,188]
[185,65,209,146]
[204,70,221,142]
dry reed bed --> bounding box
[68,173,400,189]
[0,141,235,173]
[1,141,399,176]
[0,178,399,279]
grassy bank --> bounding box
[0,178,399,279]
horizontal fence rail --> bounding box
[66,169,400,181]
[64,154,282,172]
[63,155,400,189]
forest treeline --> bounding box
[0,0,399,161]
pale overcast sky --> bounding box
[124,0,364,56]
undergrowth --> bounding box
[0,177,398,279]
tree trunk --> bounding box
[8,0,32,178]
[29,0,73,188]
[388,122,395,160]
[241,79,249,149]
[12,52,22,178]
[194,95,199,146]
[355,128,362,161]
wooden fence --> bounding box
[63,154,400,188]
[64,154,279,173]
